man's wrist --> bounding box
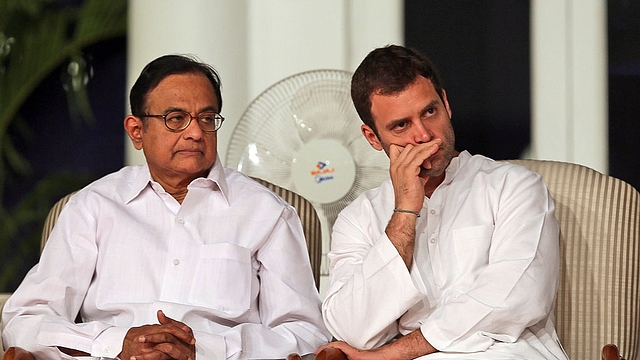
[393,208,421,217]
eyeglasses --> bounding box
[140,110,224,132]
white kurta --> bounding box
[2,158,330,360]
[323,151,568,359]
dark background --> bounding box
[1,37,127,291]
[6,37,127,209]
[404,0,640,191]
[607,0,640,192]
[405,1,531,161]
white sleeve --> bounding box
[1,198,109,359]
[421,171,560,352]
[220,206,331,359]
[322,206,424,349]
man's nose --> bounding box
[414,122,432,143]
[182,116,205,139]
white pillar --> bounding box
[246,0,347,100]
[348,0,404,70]
[246,0,403,100]
[531,0,608,173]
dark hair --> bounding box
[129,54,223,117]
[351,45,444,134]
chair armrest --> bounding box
[602,344,621,360]
[2,347,36,360]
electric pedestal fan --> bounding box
[225,69,389,281]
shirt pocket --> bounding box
[452,224,494,291]
[188,243,253,316]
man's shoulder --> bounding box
[69,165,144,201]
[459,153,546,193]
[463,152,540,179]
[222,168,294,208]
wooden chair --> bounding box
[1,177,323,359]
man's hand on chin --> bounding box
[388,139,442,206]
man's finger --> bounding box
[131,349,172,360]
[388,143,405,162]
[157,310,189,331]
[154,342,194,360]
[155,310,195,345]
[137,328,195,347]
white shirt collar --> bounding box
[124,155,230,206]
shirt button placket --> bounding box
[173,218,185,266]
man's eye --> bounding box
[199,113,216,123]
[167,113,186,123]
[424,108,436,116]
[394,121,408,129]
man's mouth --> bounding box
[422,154,437,170]
[176,149,202,155]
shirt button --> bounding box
[430,237,436,244]
[178,218,185,225]
[430,209,436,215]
[173,259,180,265]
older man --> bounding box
[316,45,568,359]
[2,54,330,360]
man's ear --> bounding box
[124,115,144,150]
[361,124,383,151]
[441,89,452,119]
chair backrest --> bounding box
[39,177,323,289]
[507,159,640,360]
[0,293,10,353]
[251,177,322,289]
